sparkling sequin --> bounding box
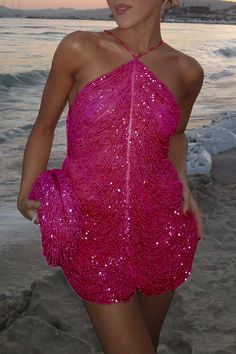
[27,30,200,305]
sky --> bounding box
[2,0,236,10]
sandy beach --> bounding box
[0,147,235,353]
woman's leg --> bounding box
[83,291,157,354]
[137,290,175,350]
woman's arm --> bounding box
[168,55,204,189]
[17,32,81,205]
[168,132,189,188]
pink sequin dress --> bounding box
[28,30,200,304]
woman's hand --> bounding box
[182,185,204,240]
[17,198,41,225]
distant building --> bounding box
[222,5,236,21]
[188,6,210,13]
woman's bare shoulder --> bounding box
[165,42,204,76]
[57,30,99,56]
[51,30,99,75]
[164,42,204,95]
[179,52,204,85]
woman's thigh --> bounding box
[83,291,157,354]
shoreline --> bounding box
[0,17,235,25]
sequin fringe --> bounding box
[27,168,85,267]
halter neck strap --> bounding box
[103,30,164,58]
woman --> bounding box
[17,0,204,353]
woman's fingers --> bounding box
[30,211,40,225]
[189,195,204,240]
[17,198,41,224]
[28,206,40,225]
[182,187,191,214]
[194,207,204,240]
[182,188,204,240]
[23,198,41,209]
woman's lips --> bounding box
[114,4,132,15]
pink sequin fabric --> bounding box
[28,30,200,304]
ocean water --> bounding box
[0,18,236,242]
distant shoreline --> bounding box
[0,16,235,25]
